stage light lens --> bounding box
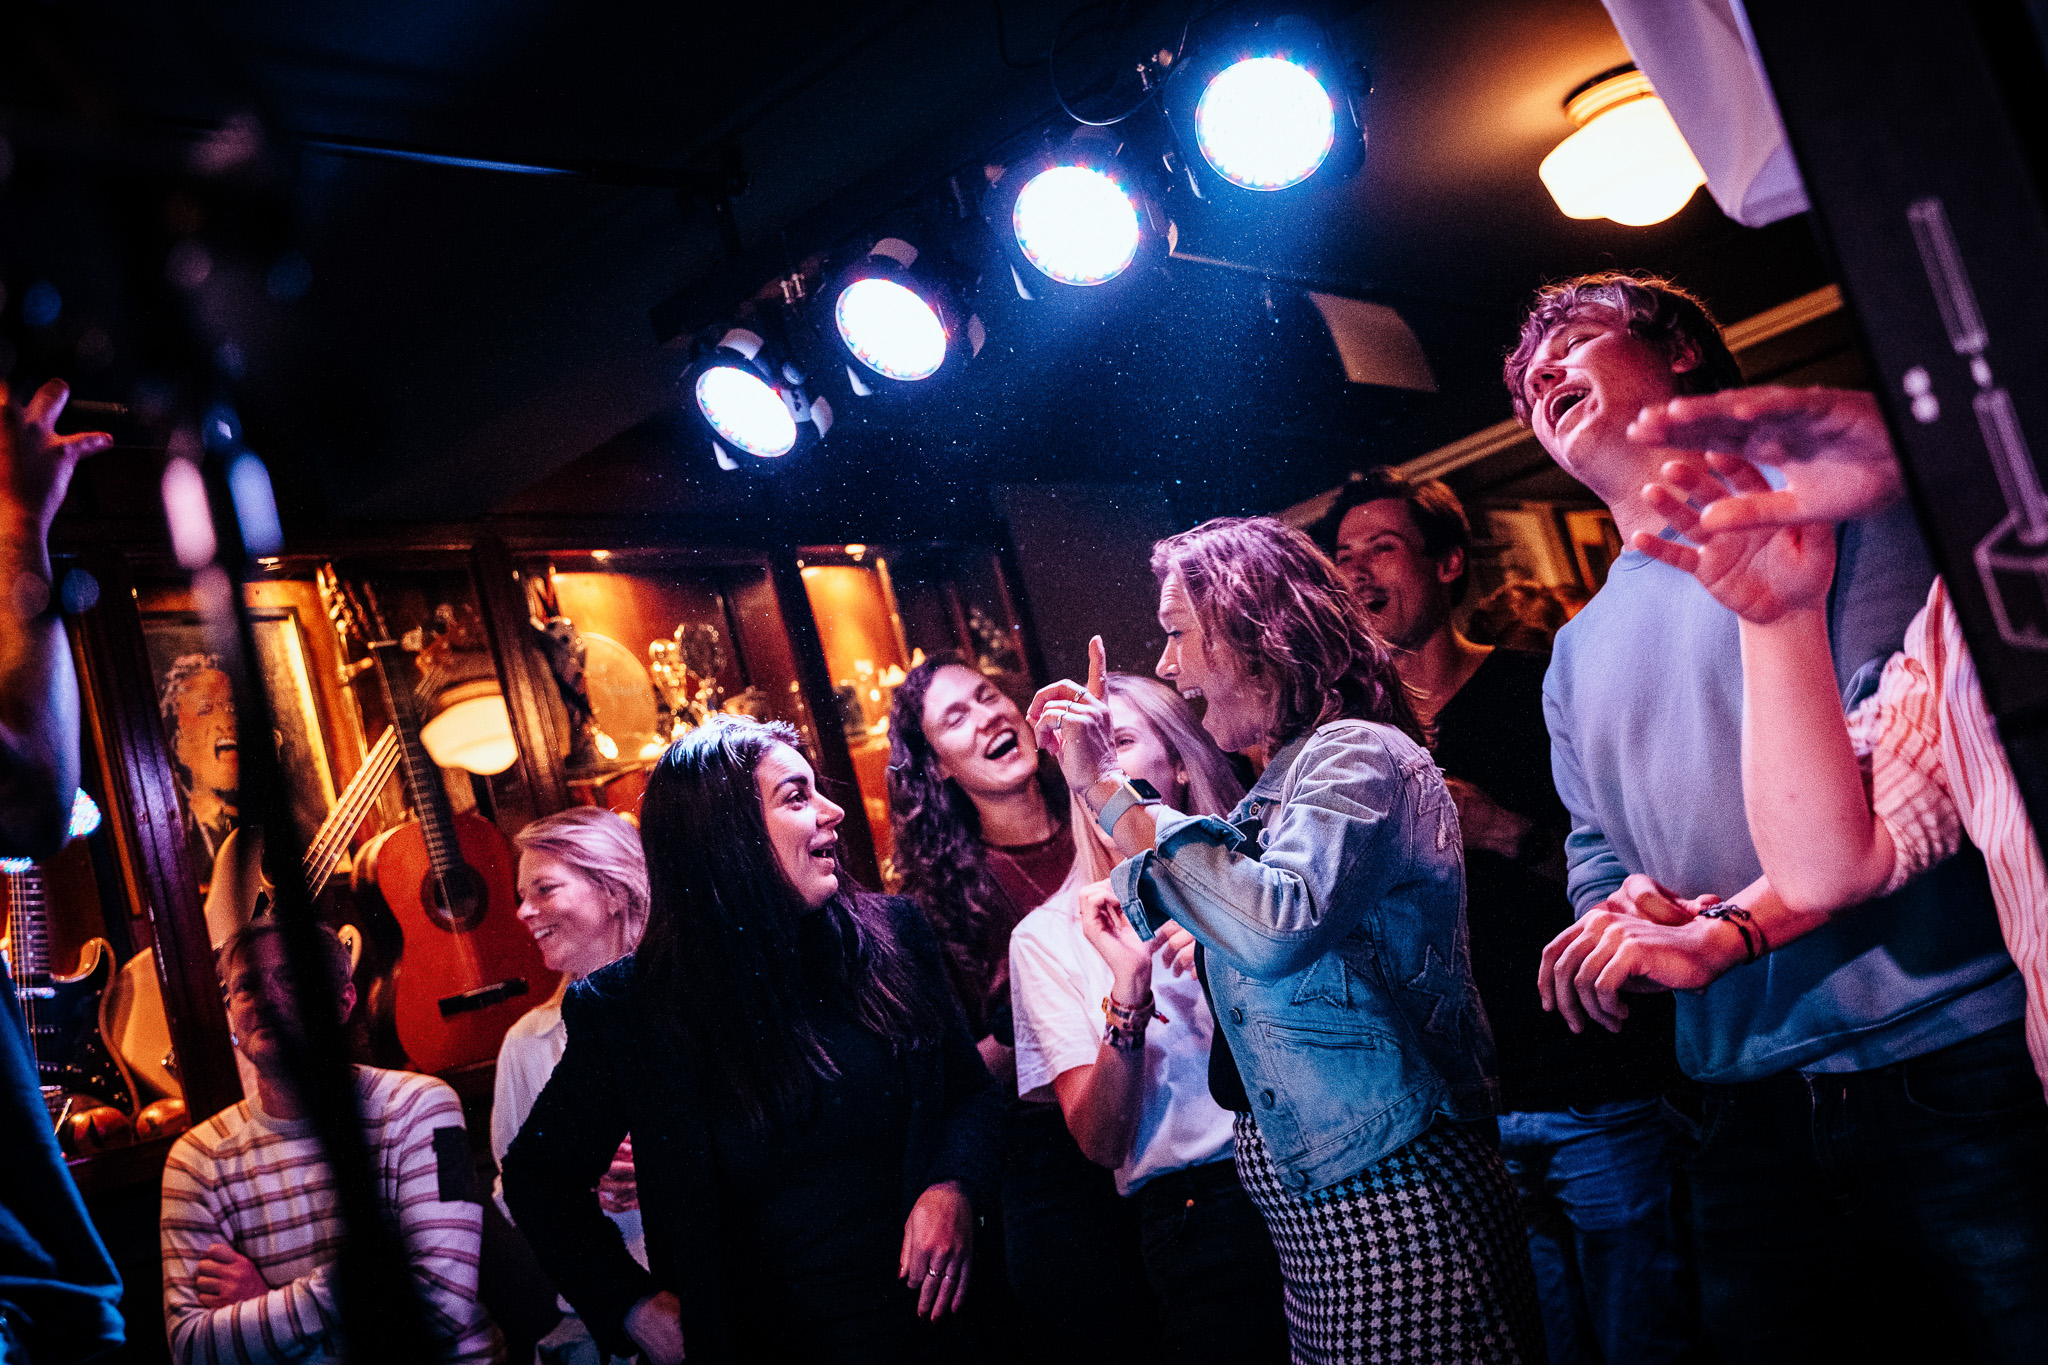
[695,364,798,457]
[1012,165,1142,286]
[1196,57,1336,191]
[836,277,948,381]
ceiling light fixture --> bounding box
[1539,64,1706,227]
[680,326,831,467]
[1167,14,1367,199]
[989,130,1168,302]
[824,237,983,395]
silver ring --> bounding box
[1050,712,1064,731]
[926,1267,942,1278]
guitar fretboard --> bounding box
[371,643,466,885]
[5,868,50,985]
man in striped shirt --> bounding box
[1540,384,2048,1099]
[160,922,501,1364]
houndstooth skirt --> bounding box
[1233,1112,1546,1365]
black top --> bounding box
[713,918,922,1362]
[501,895,1001,1364]
[1432,647,1681,1113]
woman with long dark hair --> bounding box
[887,660,1158,1352]
[502,716,1001,1365]
[1029,518,1543,1364]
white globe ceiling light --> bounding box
[1012,164,1144,286]
[1540,66,1707,227]
[419,682,519,776]
[681,327,832,467]
[1195,56,1337,190]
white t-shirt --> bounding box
[1010,889,1236,1196]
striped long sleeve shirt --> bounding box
[160,1065,502,1365]
[1849,578,2048,1098]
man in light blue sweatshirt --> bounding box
[1507,274,2048,1364]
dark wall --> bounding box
[995,482,1182,687]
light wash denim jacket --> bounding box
[1111,718,1498,1193]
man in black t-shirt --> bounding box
[1313,470,1695,1365]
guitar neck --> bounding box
[370,643,466,881]
[5,868,50,985]
[302,726,405,900]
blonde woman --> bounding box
[1010,673,1288,1363]
[492,807,651,1364]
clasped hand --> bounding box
[1536,874,1744,1034]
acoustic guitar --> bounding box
[357,639,557,1073]
[4,864,138,1116]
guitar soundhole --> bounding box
[420,866,489,934]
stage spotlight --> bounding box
[1169,14,1366,198]
[1196,58,1335,190]
[824,237,981,395]
[1014,166,1143,285]
[989,131,1168,301]
[681,327,831,468]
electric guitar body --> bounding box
[5,865,138,1115]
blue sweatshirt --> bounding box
[1543,503,2020,1083]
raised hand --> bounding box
[1025,635,1117,792]
[1632,456,1837,625]
[1,379,112,560]
[1627,386,1904,532]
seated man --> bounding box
[160,921,501,1364]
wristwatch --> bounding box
[1089,772,1162,838]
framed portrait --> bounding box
[140,606,339,888]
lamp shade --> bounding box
[419,682,519,776]
[1540,67,1706,227]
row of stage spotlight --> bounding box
[681,11,1367,467]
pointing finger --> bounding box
[1086,635,1106,701]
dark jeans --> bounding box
[1001,1102,1158,1356]
[1690,1018,2048,1364]
[1499,1099,1697,1365]
[1134,1158,1291,1365]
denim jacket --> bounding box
[1110,718,1498,1193]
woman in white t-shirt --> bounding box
[491,807,650,1365]
[1010,673,1289,1364]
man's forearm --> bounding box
[1739,608,1894,913]
[0,510,79,856]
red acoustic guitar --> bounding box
[356,639,557,1074]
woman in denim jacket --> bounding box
[1028,517,1543,1365]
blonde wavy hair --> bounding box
[1055,673,1245,895]
[513,807,652,956]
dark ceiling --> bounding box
[3,0,1831,537]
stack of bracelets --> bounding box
[1102,992,1157,1052]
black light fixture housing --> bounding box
[1163,12,1367,201]
[678,323,832,469]
[985,126,1173,305]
